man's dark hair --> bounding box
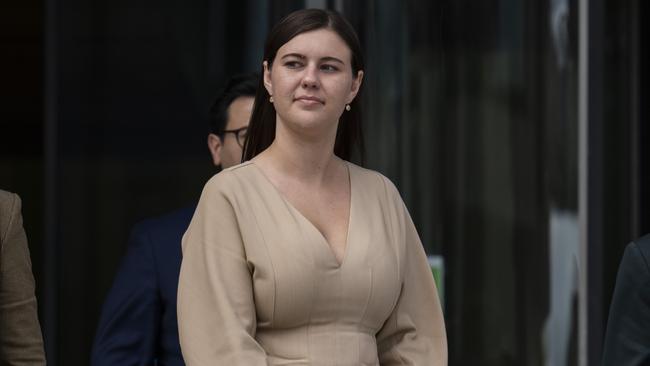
[209,72,259,135]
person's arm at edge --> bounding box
[602,237,650,365]
[0,192,46,365]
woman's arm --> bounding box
[375,181,447,365]
[177,174,267,365]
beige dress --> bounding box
[178,161,447,365]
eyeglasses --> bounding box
[222,126,248,148]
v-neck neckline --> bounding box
[248,160,354,268]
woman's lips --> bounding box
[295,96,324,105]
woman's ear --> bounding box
[347,70,364,104]
[263,61,273,96]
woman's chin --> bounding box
[279,114,338,137]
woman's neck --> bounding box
[256,119,342,184]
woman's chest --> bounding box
[238,193,403,332]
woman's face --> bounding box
[264,28,363,138]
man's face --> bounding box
[219,96,254,169]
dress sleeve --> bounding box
[376,183,448,365]
[91,224,160,366]
[0,193,46,365]
[177,173,267,365]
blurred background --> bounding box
[1,0,648,365]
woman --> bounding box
[178,9,447,365]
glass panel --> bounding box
[345,0,579,364]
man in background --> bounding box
[91,73,258,366]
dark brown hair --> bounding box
[208,72,258,135]
[242,8,365,163]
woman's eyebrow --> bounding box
[320,56,344,65]
[280,53,345,65]
[281,53,306,60]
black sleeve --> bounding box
[602,240,650,366]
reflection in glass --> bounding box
[345,0,579,364]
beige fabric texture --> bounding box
[0,190,46,365]
[178,161,447,365]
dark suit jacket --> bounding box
[91,206,195,366]
[602,233,650,366]
[0,190,46,365]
